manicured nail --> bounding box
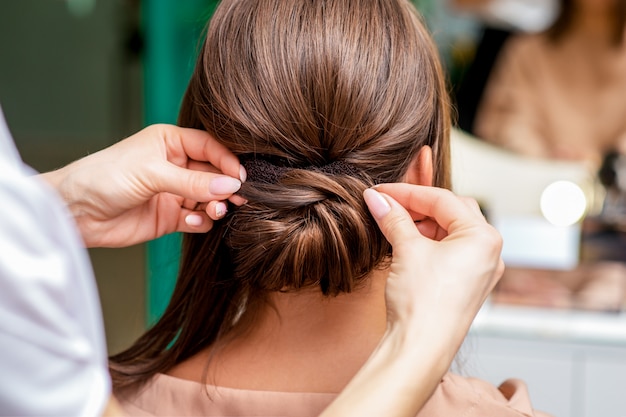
[209,176,242,195]
[239,165,247,183]
[364,188,391,219]
[215,202,228,218]
[185,214,204,227]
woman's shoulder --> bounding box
[117,372,551,417]
[116,373,338,417]
[418,373,552,417]
[500,32,553,63]
[487,32,555,85]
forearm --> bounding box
[38,155,118,248]
[344,185,503,417]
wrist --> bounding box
[40,166,71,203]
[383,319,457,376]
[40,163,80,207]
[39,162,91,234]
[39,168,63,192]
[322,322,456,417]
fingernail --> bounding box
[185,214,204,227]
[215,202,228,218]
[210,176,242,195]
[364,188,391,219]
[239,165,247,183]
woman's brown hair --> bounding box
[110,0,450,393]
[547,0,626,46]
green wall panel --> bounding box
[143,0,219,324]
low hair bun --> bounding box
[227,170,390,295]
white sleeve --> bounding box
[465,0,558,32]
[0,109,111,416]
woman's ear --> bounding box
[404,146,433,186]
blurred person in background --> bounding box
[450,0,558,133]
[452,0,558,33]
[472,0,626,312]
[474,0,626,166]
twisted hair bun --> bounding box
[229,168,388,295]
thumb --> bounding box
[363,188,422,247]
[154,163,242,202]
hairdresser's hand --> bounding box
[41,124,245,248]
[363,184,504,348]
[324,185,503,417]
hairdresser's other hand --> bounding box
[363,184,504,349]
[323,185,503,417]
[41,124,245,248]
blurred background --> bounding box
[1,1,626,416]
[0,0,147,355]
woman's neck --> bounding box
[255,270,388,351]
[167,269,389,393]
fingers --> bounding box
[204,200,229,221]
[154,164,241,204]
[179,209,213,233]
[228,194,248,206]
[179,160,247,209]
[363,189,423,247]
[374,184,504,282]
[167,126,245,181]
[415,219,446,241]
[373,184,485,233]
[175,199,231,235]
[366,184,503,259]
[154,125,250,208]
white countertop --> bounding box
[470,302,626,346]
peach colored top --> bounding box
[118,372,552,416]
[474,32,626,166]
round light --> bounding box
[540,181,587,227]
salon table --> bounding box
[451,129,626,417]
[465,303,626,417]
